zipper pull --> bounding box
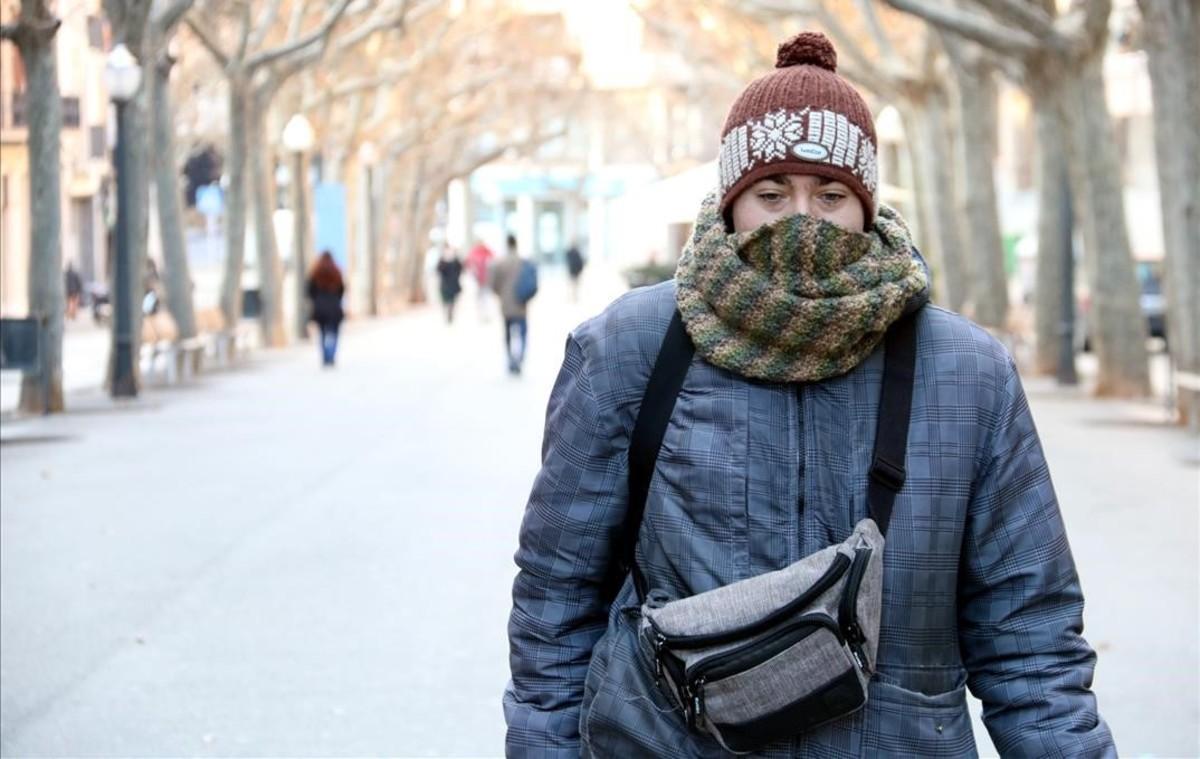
[652,634,665,683]
[691,678,706,725]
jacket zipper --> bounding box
[650,552,851,649]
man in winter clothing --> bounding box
[504,32,1114,758]
[491,234,533,375]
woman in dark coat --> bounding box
[436,248,464,324]
[307,251,345,367]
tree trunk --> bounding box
[951,61,1008,329]
[1031,96,1072,376]
[404,185,433,303]
[1140,0,1200,423]
[152,51,197,339]
[1060,56,1150,396]
[220,78,249,327]
[247,89,287,347]
[908,99,969,312]
[14,22,64,413]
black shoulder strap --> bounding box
[603,310,694,604]
[867,311,918,537]
[605,309,919,604]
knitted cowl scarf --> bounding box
[675,191,929,383]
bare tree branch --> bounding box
[234,1,252,62]
[0,24,20,39]
[246,0,352,70]
[246,0,284,49]
[283,0,307,41]
[972,0,1057,38]
[184,16,230,66]
[856,0,901,67]
[149,0,194,36]
[882,0,1040,55]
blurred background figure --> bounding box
[565,242,585,302]
[142,257,162,316]
[63,264,82,320]
[465,238,495,323]
[490,234,535,375]
[307,251,345,368]
[436,247,464,325]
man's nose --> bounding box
[789,196,811,216]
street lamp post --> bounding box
[283,113,315,340]
[106,44,142,398]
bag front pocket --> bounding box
[698,615,863,746]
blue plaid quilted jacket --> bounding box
[504,280,1114,758]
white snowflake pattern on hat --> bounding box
[749,110,805,162]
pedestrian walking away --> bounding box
[466,238,496,322]
[565,243,585,302]
[504,32,1115,758]
[64,263,82,320]
[307,250,345,367]
[436,248,464,324]
[490,234,537,375]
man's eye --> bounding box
[758,192,785,203]
[818,192,845,204]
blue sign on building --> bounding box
[313,182,348,268]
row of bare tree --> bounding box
[642,0,1197,420]
[3,0,584,414]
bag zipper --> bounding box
[688,615,838,683]
[681,615,841,726]
[838,547,873,674]
[650,552,851,649]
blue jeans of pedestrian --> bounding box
[504,317,527,372]
[319,323,339,365]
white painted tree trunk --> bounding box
[247,90,286,347]
[219,79,249,327]
[1140,0,1200,423]
[152,52,197,339]
[1060,57,1150,396]
[14,18,64,413]
[1031,98,1073,376]
[907,100,969,312]
[951,62,1008,329]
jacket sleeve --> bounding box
[504,331,629,757]
[959,356,1116,757]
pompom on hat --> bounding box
[717,32,879,222]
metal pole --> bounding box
[366,164,377,317]
[293,149,309,340]
[1056,168,1078,386]
[112,99,137,397]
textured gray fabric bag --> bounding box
[639,518,884,754]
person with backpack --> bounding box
[504,32,1114,758]
[490,233,537,375]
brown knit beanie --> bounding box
[718,32,878,222]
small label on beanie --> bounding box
[793,142,829,161]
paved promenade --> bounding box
[2,268,1197,756]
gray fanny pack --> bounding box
[603,311,917,754]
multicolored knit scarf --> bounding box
[675,191,928,382]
